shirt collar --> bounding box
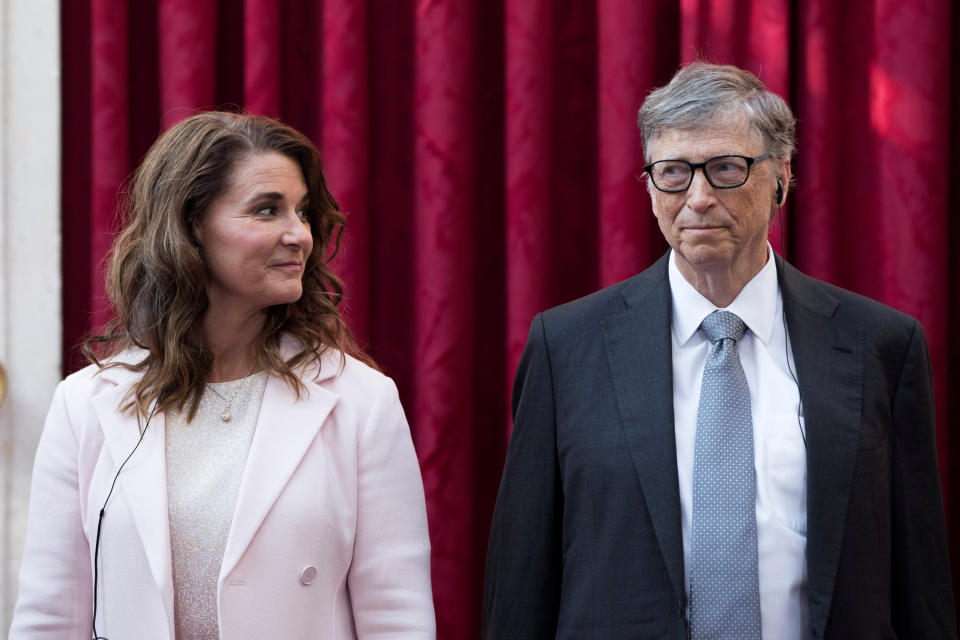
[668,244,779,347]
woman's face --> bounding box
[196,152,314,320]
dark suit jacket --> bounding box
[483,253,956,639]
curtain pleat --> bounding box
[62,0,93,374]
[158,0,217,126]
[504,0,555,405]
[89,0,129,333]
[413,3,480,632]
[596,0,675,286]
[244,0,282,117]
[320,0,371,341]
[61,1,960,636]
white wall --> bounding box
[0,0,61,630]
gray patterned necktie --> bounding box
[689,310,762,639]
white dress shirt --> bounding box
[669,246,809,639]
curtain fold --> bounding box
[89,0,129,334]
[158,0,217,125]
[412,1,481,628]
[596,1,677,286]
[321,0,371,340]
[504,0,555,393]
[61,1,960,637]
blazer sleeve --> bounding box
[347,377,436,639]
[482,313,563,639]
[890,320,958,637]
[9,381,93,639]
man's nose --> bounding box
[685,169,716,211]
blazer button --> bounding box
[300,565,318,585]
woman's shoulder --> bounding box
[292,351,401,425]
[59,349,147,394]
[308,349,394,391]
[280,335,387,387]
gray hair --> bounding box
[637,62,796,163]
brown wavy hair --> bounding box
[85,111,370,419]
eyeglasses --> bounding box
[644,153,771,193]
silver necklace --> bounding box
[206,369,255,422]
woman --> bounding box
[10,112,435,639]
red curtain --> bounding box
[61,0,960,637]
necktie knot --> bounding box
[700,310,746,344]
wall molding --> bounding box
[0,0,61,630]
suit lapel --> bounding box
[219,367,339,580]
[601,256,685,602]
[92,372,174,628]
[778,257,864,633]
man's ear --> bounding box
[778,158,792,197]
[771,159,791,208]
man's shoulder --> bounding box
[780,259,920,335]
[539,254,670,332]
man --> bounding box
[483,62,956,639]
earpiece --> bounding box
[775,179,784,205]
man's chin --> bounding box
[674,244,734,271]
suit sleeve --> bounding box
[347,377,436,639]
[890,320,958,637]
[9,381,93,639]
[482,313,563,639]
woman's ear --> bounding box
[191,221,203,247]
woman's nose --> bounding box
[281,209,312,245]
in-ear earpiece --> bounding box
[775,179,784,205]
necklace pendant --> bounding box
[220,409,231,422]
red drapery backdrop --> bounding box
[61,0,960,637]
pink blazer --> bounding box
[10,348,435,639]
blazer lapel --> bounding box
[219,364,340,580]
[92,369,174,628]
[601,255,685,602]
[778,258,864,634]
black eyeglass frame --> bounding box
[643,153,772,193]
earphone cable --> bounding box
[92,399,160,640]
[776,203,806,447]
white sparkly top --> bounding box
[165,371,268,640]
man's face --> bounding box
[646,115,789,283]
